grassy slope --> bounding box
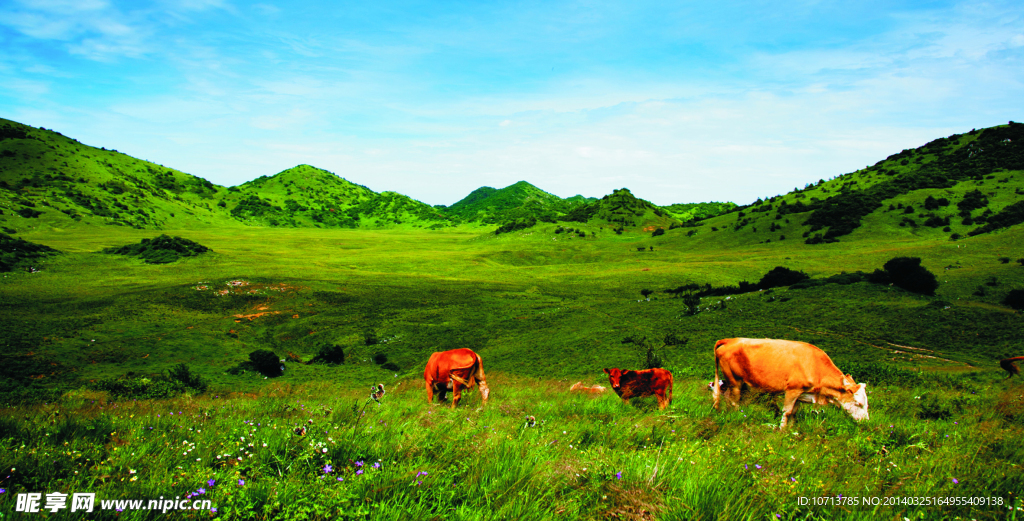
[0,118,234,231]
[2,120,1024,519]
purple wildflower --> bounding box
[337,477,344,482]
[208,478,215,487]
[324,464,333,474]
[790,477,796,482]
[355,461,364,467]
[615,471,622,480]
[756,464,762,469]
[197,488,206,494]
[373,462,381,469]
[356,469,363,476]
[952,478,959,484]
[239,479,245,486]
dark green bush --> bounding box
[1003,289,1024,311]
[166,363,207,393]
[92,377,184,399]
[249,349,283,377]
[101,235,210,264]
[0,233,59,272]
[495,217,536,235]
[310,344,346,365]
[757,267,809,289]
[879,257,939,295]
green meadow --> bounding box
[2,119,1024,519]
[2,220,1024,520]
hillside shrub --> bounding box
[310,344,345,365]
[967,200,1024,236]
[652,227,665,237]
[957,189,988,215]
[757,267,809,289]
[92,365,206,399]
[0,233,59,272]
[101,235,210,264]
[1003,290,1024,311]
[166,363,208,393]
[494,217,536,235]
[875,257,939,295]
[682,294,700,316]
[249,349,283,377]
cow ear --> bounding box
[603,368,611,375]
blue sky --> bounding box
[1,0,1022,206]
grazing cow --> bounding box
[1001,356,1024,378]
[603,367,673,409]
[569,381,607,394]
[712,338,868,428]
[424,348,490,408]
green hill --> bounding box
[560,188,681,230]
[0,118,735,235]
[644,122,1024,249]
[444,181,569,224]
[0,118,231,231]
[226,165,451,229]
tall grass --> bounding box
[2,372,1022,520]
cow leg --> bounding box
[451,381,462,409]
[656,389,668,410]
[727,384,742,411]
[780,389,804,429]
[426,381,434,404]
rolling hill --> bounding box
[0,118,731,234]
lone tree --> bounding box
[640,289,654,301]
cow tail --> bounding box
[474,356,486,383]
[669,373,674,405]
[712,340,726,407]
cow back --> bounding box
[715,338,845,393]
[424,348,482,388]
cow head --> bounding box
[838,376,869,421]
[603,368,623,389]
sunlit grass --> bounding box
[3,372,1023,520]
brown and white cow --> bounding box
[569,381,607,394]
[712,338,868,428]
[424,348,490,408]
[603,367,673,409]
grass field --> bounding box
[2,216,1024,519]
